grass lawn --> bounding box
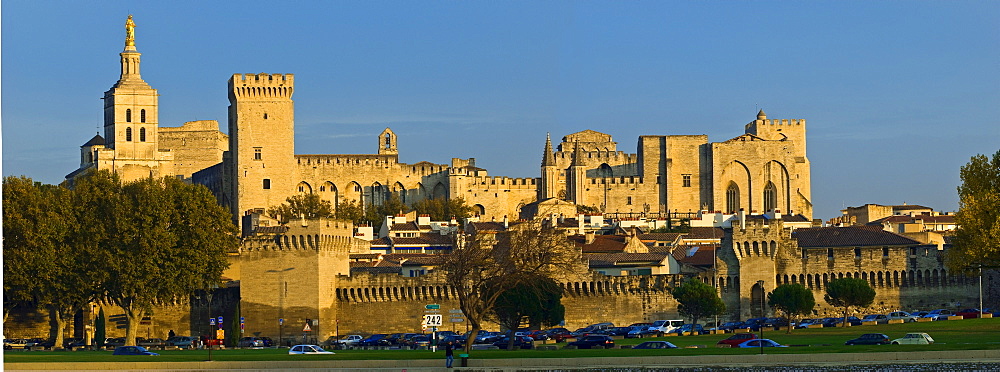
[6,318,1000,363]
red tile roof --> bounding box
[588,253,670,268]
[792,225,922,247]
[569,234,628,253]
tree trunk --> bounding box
[125,307,141,346]
[842,308,849,328]
[691,316,699,336]
[49,306,66,349]
[464,324,480,354]
[786,315,793,334]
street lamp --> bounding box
[757,280,765,355]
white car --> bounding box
[289,344,335,354]
[337,335,363,346]
[891,333,934,345]
[649,319,685,334]
[888,311,919,322]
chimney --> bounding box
[417,214,431,226]
[774,209,782,220]
[578,214,585,235]
[738,209,746,230]
[550,214,558,228]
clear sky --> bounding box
[2,1,998,220]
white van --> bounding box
[650,320,685,334]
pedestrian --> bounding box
[168,329,175,339]
[444,341,454,368]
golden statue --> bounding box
[125,15,136,47]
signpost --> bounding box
[423,304,442,351]
[240,317,245,334]
[279,318,284,348]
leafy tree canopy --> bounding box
[267,193,334,224]
[767,283,816,333]
[948,150,1000,272]
[410,197,473,222]
[670,278,726,334]
[824,277,875,327]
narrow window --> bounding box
[126,109,132,122]
[139,128,146,142]
[827,248,834,260]
[264,113,268,119]
[854,248,861,260]
[126,127,132,141]
[682,174,692,187]
[627,196,633,205]
[263,179,271,189]
[254,148,262,160]
[882,247,889,258]
[726,182,740,213]
[140,109,146,123]
[764,182,777,212]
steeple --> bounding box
[114,15,149,89]
[757,109,767,120]
[542,132,556,166]
[570,140,585,167]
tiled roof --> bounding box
[83,134,105,147]
[569,234,627,253]
[892,204,932,211]
[870,214,955,225]
[639,233,683,242]
[780,214,811,222]
[672,245,717,266]
[399,255,446,266]
[469,222,508,232]
[350,266,401,274]
[252,226,290,235]
[349,253,381,260]
[792,226,922,248]
[588,253,670,268]
[684,227,725,240]
[390,235,453,245]
[390,222,421,231]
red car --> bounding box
[716,333,758,348]
[955,308,985,319]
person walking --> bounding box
[444,341,455,368]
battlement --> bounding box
[555,150,636,163]
[466,176,538,190]
[228,73,294,101]
[755,119,805,127]
[296,154,399,167]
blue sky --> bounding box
[3,1,998,220]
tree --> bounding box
[84,173,238,346]
[443,219,580,354]
[333,199,366,226]
[947,150,1000,272]
[824,277,875,327]
[267,193,334,224]
[669,278,726,334]
[767,283,816,333]
[491,276,564,350]
[410,197,473,222]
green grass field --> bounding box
[6,318,1000,363]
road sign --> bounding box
[216,329,224,340]
[422,314,443,327]
[279,318,284,325]
[425,304,440,310]
[209,318,216,326]
[303,323,312,332]
[217,316,223,324]
[449,309,463,314]
[450,318,465,323]
[240,317,245,323]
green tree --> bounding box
[410,197,473,222]
[443,219,580,354]
[947,150,1000,272]
[491,276,564,350]
[86,173,238,346]
[669,278,726,334]
[267,193,334,224]
[94,308,106,346]
[333,199,366,226]
[767,283,816,333]
[824,277,876,327]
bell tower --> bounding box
[103,15,159,166]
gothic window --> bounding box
[827,248,834,260]
[139,128,146,142]
[854,248,862,260]
[385,133,392,149]
[126,127,132,142]
[726,182,740,213]
[254,148,262,160]
[763,181,777,212]
[126,109,132,122]
[140,109,146,123]
[682,174,692,187]
[263,179,271,189]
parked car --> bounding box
[763,317,789,328]
[633,341,678,349]
[260,337,274,347]
[4,339,29,350]
[625,326,658,339]
[548,329,575,342]
[888,311,919,322]
[845,333,890,345]
[26,338,55,348]
[357,334,387,347]
[62,337,87,348]
[649,319,685,334]
[744,317,767,331]
[472,331,501,344]
[332,335,363,347]
[955,308,985,319]
[719,321,747,331]
[238,337,265,347]
[860,314,889,324]
[922,309,954,321]
[492,335,534,350]
[736,339,786,348]
[891,333,934,345]
[606,326,633,336]
[525,330,549,341]
[823,317,862,327]
[717,333,758,348]
[113,346,159,356]
[166,336,195,348]
[288,344,334,354]
[105,338,126,347]
[440,335,467,347]
[669,324,704,335]
[409,335,433,348]
[138,338,166,348]
[793,319,820,329]
[567,335,615,349]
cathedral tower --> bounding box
[539,133,560,200]
[567,141,587,204]
[228,73,296,219]
[101,15,162,180]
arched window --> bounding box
[384,133,392,149]
[139,128,146,142]
[140,109,146,123]
[125,127,132,141]
[763,181,777,212]
[726,182,740,213]
[126,109,132,122]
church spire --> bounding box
[115,15,149,88]
[570,140,585,167]
[542,133,556,166]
